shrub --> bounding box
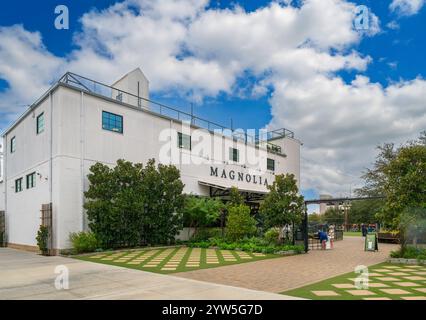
[190,227,222,242]
[390,246,426,259]
[69,232,100,254]
[264,227,280,245]
[36,225,49,255]
[225,205,257,241]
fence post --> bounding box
[303,205,309,253]
[0,211,5,247]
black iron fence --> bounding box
[0,211,5,247]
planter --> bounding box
[378,232,400,244]
[387,258,426,265]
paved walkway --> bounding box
[175,237,398,293]
[0,248,298,300]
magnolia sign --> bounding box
[210,166,269,186]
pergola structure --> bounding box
[302,196,384,253]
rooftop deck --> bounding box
[59,72,295,155]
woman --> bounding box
[328,224,335,249]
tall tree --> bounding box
[358,132,426,252]
[348,199,383,224]
[260,174,305,233]
[84,159,185,248]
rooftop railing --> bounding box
[59,72,294,155]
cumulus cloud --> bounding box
[0,0,424,196]
[390,0,425,16]
[0,25,65,125]
[268,75,426,194]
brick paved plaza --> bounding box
[175,236,398,293]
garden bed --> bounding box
[387,258,426,265]
[187,238,304,255]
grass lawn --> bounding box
[75,246,279,274]
[344,231,362,237]
[282,262,426,300]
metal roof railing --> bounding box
[59,72,294,155]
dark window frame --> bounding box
[26,172,36,189]
[267,158,275,171]
[178,132,191,150]
[10,136,16,153]
[36,112,45,134]
[102,111,123,134]
[229,147,239,162]
[15,178,23,193]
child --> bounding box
[328,225,335,249]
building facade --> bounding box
[0,68,301,252]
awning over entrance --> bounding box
[198,180,268,202]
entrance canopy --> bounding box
[198,180,267,202]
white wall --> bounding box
[4,83,301,250]
[4,96,52,247]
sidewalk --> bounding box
[175,236,398,293]
[0,248,300,300]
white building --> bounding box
[0,68,301,253]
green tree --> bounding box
[140,160,185,244]
[308,213,322,223]
[348,199,383,224]
[84,159,184,248]
[183,196,224,237]
[358,132,426,253]
[260,174,305,232]
[227,187,244,207]
[322,207,344,225]
[84,160,145,248]
[226,204,257,241]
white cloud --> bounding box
[0,25,64,126]
[268,75,426,194]
[0,0,424,196]
[390,0,425,16]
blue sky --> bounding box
[0,0,425,209]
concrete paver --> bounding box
[175,236,397,293]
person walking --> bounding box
[328,224,335,249]
[361,223,367,237]
[318,230,328,250]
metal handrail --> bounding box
[59,72,292,154]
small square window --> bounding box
[10,136,16,153]
[36,112,45,134]
[178,132,191,150]
[102,111,123,134]
[15,178,23,193]
[267,158,275,171]
[229,147,239,162]
[26,172,36,189]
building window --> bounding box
[10,136,16,153]
[229,147,239,162]
[102,111,123,133]
[267,158,275,171]
[15,178,23,193]
[26,172,36,189]
[178,132,191,150]
[116,92,123,102]
[36,112,45,134]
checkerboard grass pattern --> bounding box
[283,263,426,300]
[76,247,278,274]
